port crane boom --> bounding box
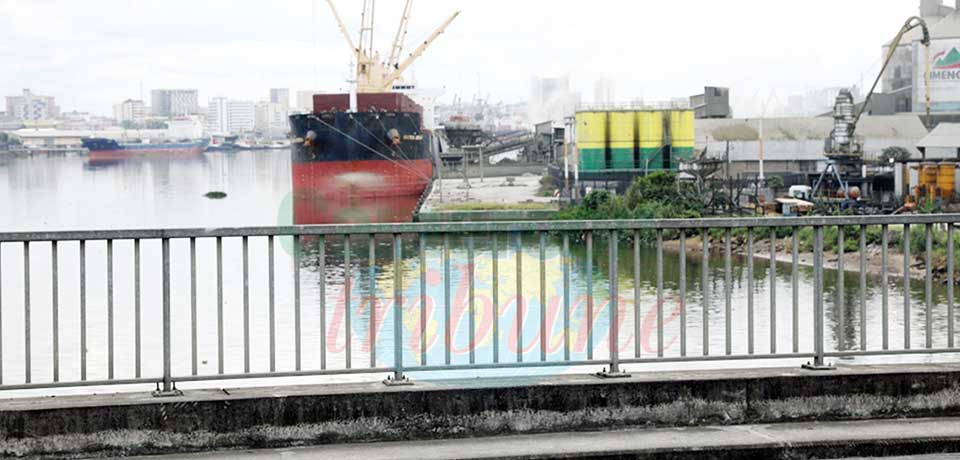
[382,10,460,91]
[387,0,414,70]
[322,0,459,93]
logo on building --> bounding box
[931,48,960,81]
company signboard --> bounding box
[914,39,960,112]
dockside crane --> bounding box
[323,0,460,93]
[812,16,931,204]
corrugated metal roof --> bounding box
[696,115,929,162]
[695,115,929,143]
[917,122,960,147]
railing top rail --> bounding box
[3,214,960,242]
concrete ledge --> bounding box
[134,418,960,459]
[5,364,960,458]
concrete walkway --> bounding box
[137,418,960,459]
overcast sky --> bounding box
[0,0,921,117]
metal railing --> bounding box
[0,214,958,394]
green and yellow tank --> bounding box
[575,111,607,171]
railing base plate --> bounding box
[383,376,414,387]
[801,361,836,371]
[152,389,184,398]
[595,370,631,379]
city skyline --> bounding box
[1,0,918,117]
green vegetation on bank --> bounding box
[555,172,703,221]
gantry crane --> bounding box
[324,0,460,93]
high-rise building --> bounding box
[113,99,147,124]
[270,88,290,111]
[295,90,320,112]
[151,89,199,117]
[529,76,581,124]
[5,89,60,121]
[255,101,287,131]
[206,97,255,134]
[593,78,615,105]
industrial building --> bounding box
[4,89,59,121]
[883,0,960,113]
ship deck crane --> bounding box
[323,0,460,93]
[812,16,931,204]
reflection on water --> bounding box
[0,154,954,392]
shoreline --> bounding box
[662,235,926,280]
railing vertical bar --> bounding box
[293,235,301,371]
[769,227,777,354]
[925,224,933,350]
[393,233,404,381]
[904,223,911,350]
[52,242,58,382]
[161,238,172,392]
[747,228,754,355]
[319,235,327,370]
[80,240,86,381]
[656,229,664,358]
[702,229,710,357]
[268,235,276,373]
[190,237,197,376]
[837,226,845,352]
[0,243,3,385]
[23,242,30,384]
[135,239,141,378]
[539,232,546,362]
[860,226,867,351]
[949,225,955,349]
[679,231,687,357]
[443,234,451,365]
[344,235,352,369]
[516,232,524,363]
[586,231,594,360]
[369,234,376,368]
[792,228,799,354]
[492,233,499,364]
[609,230,621,372]
[469,234,476,365]
[107,239,114,380]
[882,225,890,350]
[563,233,570,362]
[724,229,732,356]
[420,234,427,366]
[634,230,641,358]
[242,236,250,374]
[216,237,223,374]
[813,226,825,367]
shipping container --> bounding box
[609,111,636,169]
[313,93,423,114]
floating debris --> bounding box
[204,191,227,199]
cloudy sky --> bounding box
[1,0,920,117]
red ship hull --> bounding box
[291,158,433,224]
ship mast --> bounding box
[323,0,460,93]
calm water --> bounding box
[0,151,955,394]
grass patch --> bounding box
[434,202,555,212]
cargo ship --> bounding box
[289,0,459,224]
[82,138,209,163]
[289,93,435,224]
